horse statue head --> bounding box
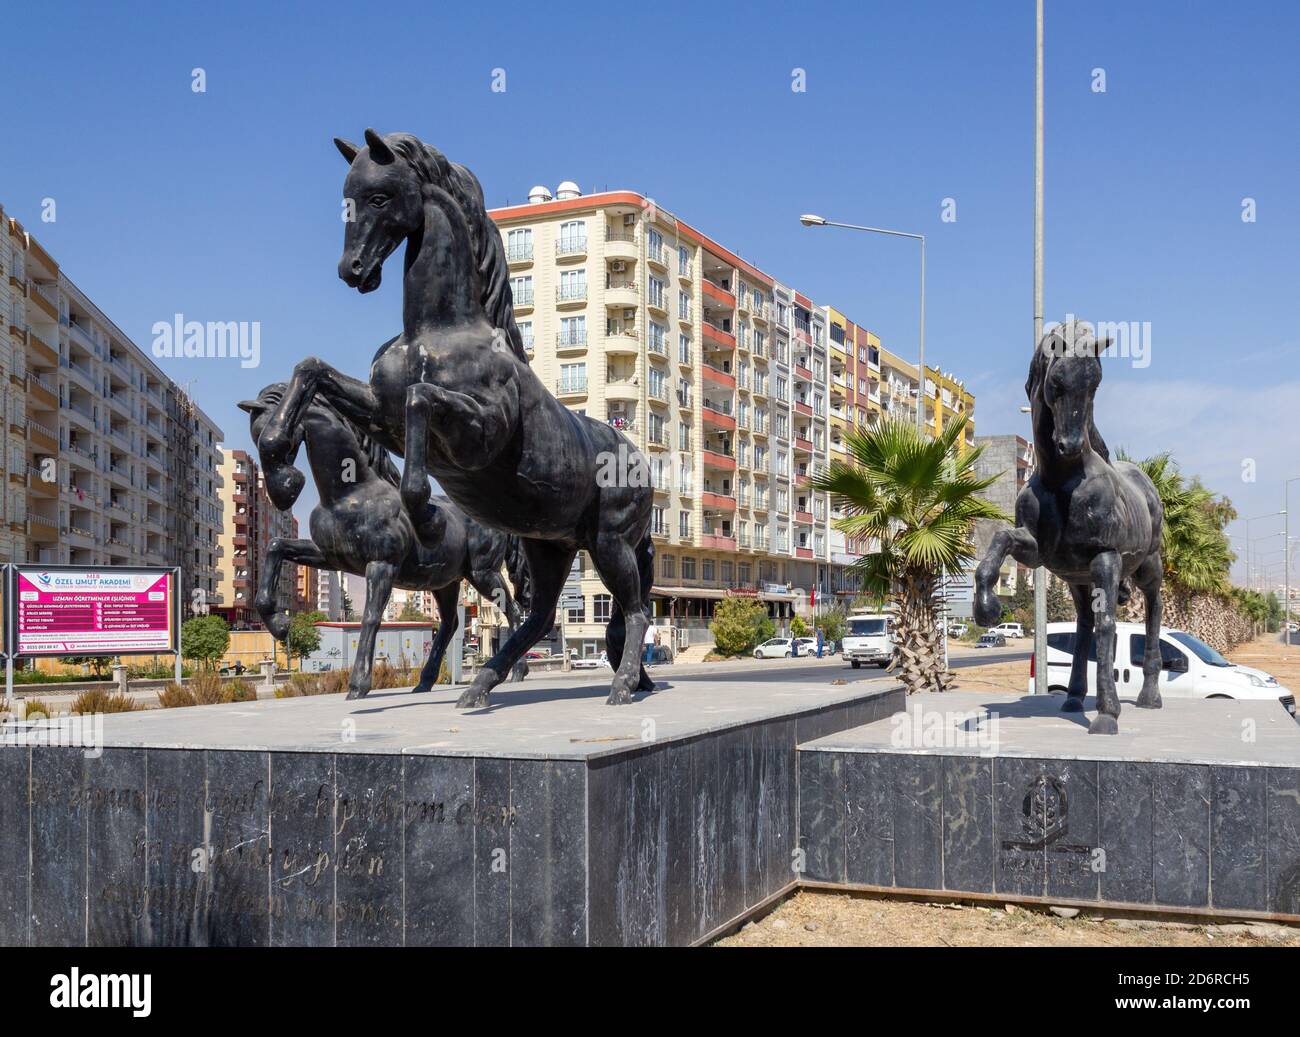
[332,128,528,362]
[1026,318,1111,466]
[240,381,403,512]
[240,382,305,509]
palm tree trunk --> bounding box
[894,567,954,694]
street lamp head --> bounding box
[799,214,827,227]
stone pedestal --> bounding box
[797,691,1300,920]
[0,674,901,946]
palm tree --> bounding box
[813,415,1006,694]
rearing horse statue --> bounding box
[258,129,655,708]
[973,319,1164,735]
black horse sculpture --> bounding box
[240,382,526,700]
[258,130,655,708]
[973,320,1164,735]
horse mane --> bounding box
[1025,348,1111,462]
[384,133,530,365]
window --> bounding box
[648,321,666,354]
[678,333,692,365]
[517,321,534,351]
[511,275,533,305]
[593,594,613,623]
[558,362,587,393]
[558,268,586,300]
[681,556,696,580]
[678,290,690,320]
[701,559,715,582]
[559,315,586,346]
[566,596,585,623]
[648,367,667,399]
[660,554,676,579]
[648,228,664,258]
[506,228,532,261]
[678,245,690,275]
[558,220,586,253]
[651,505,667,534]
[649,276,666,309]
[648,411,667,444]
[678,511,691,538]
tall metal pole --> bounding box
[917,237,927,436]
[1285,477,1299,645]
[1032,0,1049,693]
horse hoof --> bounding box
[345,688,369,701]
[1088,713,1119,735]
[456,672,496,709]
[1060,696,1085,713]
[410,683,432,695]
[1135,693,1163,710]
[605,676,636,705]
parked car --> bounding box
[842,612,893,669]
[948,623,969,639]
[1028,621,1296,715]
[524,648,550,660]
[975,632,1007,648]
[754,637,794,659]
[990,622,1025,639]
[570,652,608,671]
[793,637,818,656]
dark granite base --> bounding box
[798,749,1300,920]
[0,688,901,947]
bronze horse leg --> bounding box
[413,584,462,694]
[973,527,1040,627]
[1133,551,1165,709]
[1087,550,1123,735]
[256,537,326,641]
[346,560,396,700]
[1062,582,1094,712]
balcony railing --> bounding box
[506,242,534,261]
[556,284,588,302]
[605,226,636,243]
[556,237,588,256]
[556,330,588,348]
[556,377,588,395]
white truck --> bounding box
[842,611,894,669]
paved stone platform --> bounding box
[0,674,902,947]
[797,690,1300,920]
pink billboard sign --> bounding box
[13,567,177,656]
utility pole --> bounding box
[1032,0,1049,693]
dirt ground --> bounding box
[715,891,1300,947]
[720,634,1300,948]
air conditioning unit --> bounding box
[610,260,627,273]
[623,214,637,226]
[623,309,636,321]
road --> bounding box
[548,643,1030,688]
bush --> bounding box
[71,689,140,715]
[181,614,231,669]
[710,598,772,657]
[21,698,52,719]
[790,615,810,638]
[157,675,259,708]
[371,659,418,689]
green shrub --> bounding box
[71,689,140,715]
[710,598,773,657]
[21,698,51,719]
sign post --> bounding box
[9,566,181,682]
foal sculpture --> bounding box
[241,383,526,699]
[258,130,655,708]
[973,320,1164,735]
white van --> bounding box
[991,622,1025,639]
[1028,621,1296,715]
[842,612,893,669]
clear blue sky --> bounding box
[3,1,1297,586]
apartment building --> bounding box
[491,186,841,652]
[1,205,224,609]
[972,433,1036,598]
[215,448,298,628]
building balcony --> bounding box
[794,401,813,417]
[555,378,588,399]
[702,363,735,390]
[556,237,588,261]
[795,547,814,559]
[512,289,534,312]
[645,243,668,270]
[793,437,813,454]
[603,226,638,262]
[701,449,736,472]
[702,279,735,309]
[701,492,736,511]
[604,329,641,356]
[701,533,737,552]
[505,242,534,266]
[604,282,639,310]
[556,330,588,354]
[556,285,588,308]
[794,510,814,525]
[28,420,58,453]
[702,323,735,350]
[701,405,735,431]
[605,379,639,402]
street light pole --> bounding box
[797,215,926,436]
[1286,477,1300,645]
[1031,0,1048,693]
